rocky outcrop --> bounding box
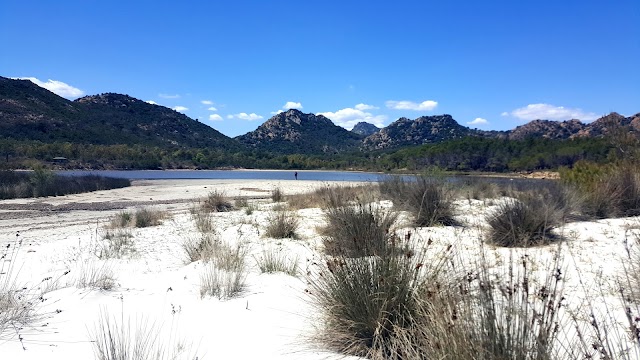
[362,114,473,150]
[235,109,362,154]
[351,122,380,137]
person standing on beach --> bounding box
[294,171,298,180]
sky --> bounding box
[1,0,639,137]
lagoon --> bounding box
[56,169,389,182]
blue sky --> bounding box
[1,0,638,137]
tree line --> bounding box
[0,136,622,172]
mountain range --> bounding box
[1,76,638,156]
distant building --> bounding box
[52,157,68,163]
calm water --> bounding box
[56,170,390,182]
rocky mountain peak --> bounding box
[351,122,380,137]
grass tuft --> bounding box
[254,248,299,276]
[202,190,233,212]
[265,209,299,239]
[322,200,398,257]
[486,194,562,247]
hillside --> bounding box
[0,77,239,150]
[236,109,363,154]
[351,122,380,137]
[362,114,474,150]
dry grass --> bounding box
[265,209,299,239]
[202,190,234,212]
[486,195,563,247]
[98,229,135,259]
[90,310,199,360]
[1,239,41,342]
[108,208,167,229]
[271,187,284,202]
[380,175,457,227]
[254,247,299,276]
[286,184,378,210]
[74,260,117,291]
[190,206,215,233]
[322,200,398,257]
[134,208,167,228]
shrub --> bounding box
[265,209,299,239]
[308,236,439,358]
[202,190,233,212]
[286,184,377,210]
[486,195,561,247]
[460,177,500,200]
[133,208,166,228]
[411,177,457,227]
[322,201,398,257]
[110,211,132,228]
[254,248,299,276]
[561,161,640,218]
[397,248,567,360]
[271,187,284,202]
[0,170,130,199]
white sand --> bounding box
[1,180,638,359]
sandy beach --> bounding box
[1,179,638,359]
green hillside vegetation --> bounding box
[377,136,616,172]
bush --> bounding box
[286,184,377,210]
[308,236,436,358]
[265,209,299,239]
[271,187,284,202]
[202,190,233,212]
[397,248,567,360]
[0,170,130,199]
[134,208,166,228]
[381,176,456,227]
[322,201,398,257]
[110,211,132,228]
[561,161,640,218]
[486,195,562,247]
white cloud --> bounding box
[507,103,599,122]
[229,112,263,121]
[209,114,223,121]
[501,111,509,116]
[146,100,157,105]
[467,118,488,126]
[270,110,284,115]
[283,101,303,110]
[172,106,188,112]
[318,106,387,130]
[385,100,438,111]
[159,93,180,99]
[15,77,84,99]
[201,100,213,105]
[207,106,218,111]
[355,103,378,111]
